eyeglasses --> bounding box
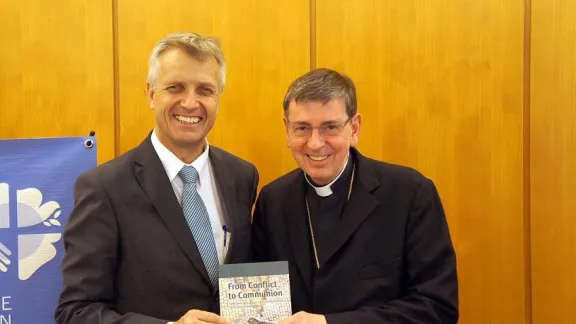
[286,116,353,139]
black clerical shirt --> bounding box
[305,155,354,270]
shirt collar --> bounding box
[151,129,210,183]
[305,153,349,197]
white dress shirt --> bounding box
[151,130,228,264]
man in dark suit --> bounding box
[55,32,258,324]
[252,69,458,324]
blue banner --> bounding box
[0,136,97,323]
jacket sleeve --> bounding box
[245,164,260,262]
[251,185,271,264]
[54,172,168,324]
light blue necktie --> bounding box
[179,165,219,289]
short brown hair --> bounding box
[283,68,357,117]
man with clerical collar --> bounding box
[252,68,458,324]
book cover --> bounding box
[219,261,292,324]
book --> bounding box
[219,261,292,324]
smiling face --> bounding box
[146,48,220,162]
[285,97,361,185]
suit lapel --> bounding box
[208,147,238,263]
[322,149,379,266]
[284,172,313,294]
[132,136,212,287]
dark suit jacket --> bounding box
[55,135,259,324]
[252,149,458,323]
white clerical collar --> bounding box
[150,129,210,184]
[304,153,350,197]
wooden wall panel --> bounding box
[315,1,526,323]
[0,1,115,164]
[531,0,576,322]
[9,1,576,322]
[116,0,310,186]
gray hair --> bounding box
[283,68,357,117]
[147,32,227,93]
